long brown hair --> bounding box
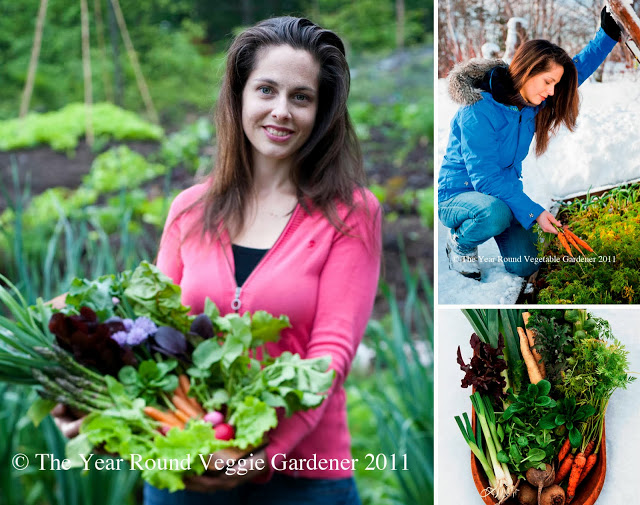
[196,16,365,238]
[509,39,579,156]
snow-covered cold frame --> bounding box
[436,66,640,305]
[437,308,640,505]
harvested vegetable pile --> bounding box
[0,262,334,491]
[455,309,635,505]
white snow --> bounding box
[437,71,640,305]
[437,308,640,505]
[481,42,501,59]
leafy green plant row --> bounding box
[351,97,434,151]
[536,182,640,304]
[0,103,163,153]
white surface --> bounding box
[437,308,640,504]
[436,74,640,304]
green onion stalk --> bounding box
[470,392,516,501]
[455,413,497,492]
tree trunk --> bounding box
[80,0,94,146]
[396,0,406,49]
[20,0,49,117]
[108,0,123,106]
[95,0,114,103]
[446,0,462,62]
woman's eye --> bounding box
[294,93,309,102]
[259,86,272,95]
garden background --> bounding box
[0,1,434,504]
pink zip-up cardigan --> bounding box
[156,182,381,480]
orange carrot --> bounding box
[554,453,574,484]
[178,374,206,414]
[173,409,191,424]
[172,395,200,418]
[564,233,585,257]
[557,232,573,257]
[143,406,184,428]
[577,453,597,487]
[564,227,594,253]
[566,452,587,503]
[173,384,188,401]
[583,439,596,458]
[178,374,191,395]
[187,396,205,415]
[557,437,571,463]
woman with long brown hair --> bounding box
[146,15,380,505]
[438,6,621,280]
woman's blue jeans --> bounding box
[438,191,539,277]
[143,474,362,505]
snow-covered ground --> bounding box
[437,69,640,304]
[437,308,640,505]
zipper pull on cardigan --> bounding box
[231,286,242,311]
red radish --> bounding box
[214,423,235,441]
[203,411,225,426]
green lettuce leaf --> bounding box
[123,261,192,333]
[228,396,278,449]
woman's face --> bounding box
[519,62,564,105]
[241,45,320,166]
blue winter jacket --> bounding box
[438,28,617,229]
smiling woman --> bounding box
[241,45,320,164]
[141,15,381,505]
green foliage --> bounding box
[84,146,167,193]
[119,360,179,404]
[556,328,635,451]
[0,384,140,505]
[157,117,213,174]
[537,183,640,303]
[358,265,433,504]
[349,46,433,170]
[525,310,574,386]
[537,397,595,449]
[318,0,429,51]
[346,379,403,505]
[0,103,163,152]
[499,380,560,476]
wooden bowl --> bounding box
[470,411,606,505]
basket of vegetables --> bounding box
[455,309,634,505]
[0,261,334,491]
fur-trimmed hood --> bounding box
[447,58,506,105]
[447,58,531,108]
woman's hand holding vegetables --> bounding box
[536,210,562,234]
[51,403,85,438]
[184,448,269,492]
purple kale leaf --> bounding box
[457,333,508,403]
[48,307,136,376]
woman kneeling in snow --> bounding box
[438,7,621,280]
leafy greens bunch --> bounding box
[499,380,559,475]
[0,261,335,491]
